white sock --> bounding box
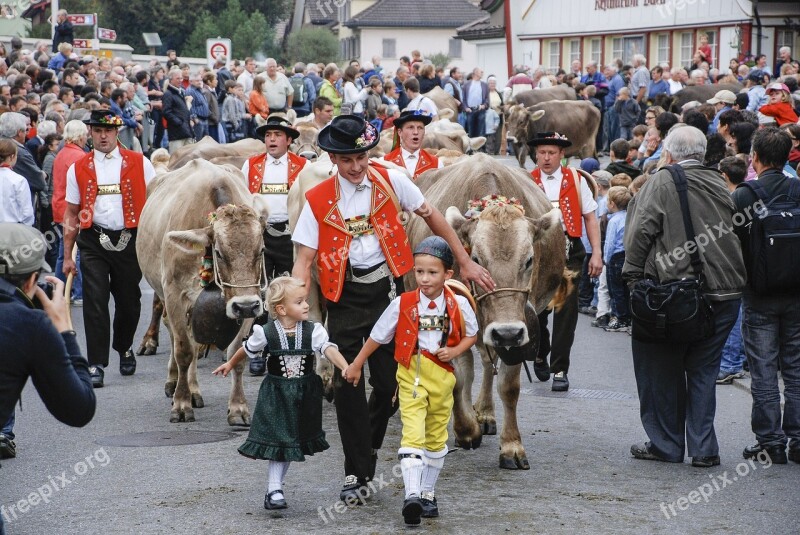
[267,461,290,496]
[399,447,424,499]
[421,448,446,496]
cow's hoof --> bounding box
[137,338,158,356]
[499,455,519,470]
[324,388,334,403]
[191,393,205,408]
[227,410,251,427]
[169,408,195,423]
[481,421,497,436]
[517,455,530,470]
[455,434,483,450]
[164,381,177,398]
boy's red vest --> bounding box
[74,148,146,229]
[305,164,413,303]
[530,166,584,238]
[247,152,307,194]
[384,147,439,179]
[395,286,465,372]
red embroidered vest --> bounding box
[305,164,413,303]
[395,286,464,372]
[531,166,584,238]
[384,147,439,180]
[75,148,147,229]
[247,152,307,194]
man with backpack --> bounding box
[290,62,316,118]
[731,127,800,465]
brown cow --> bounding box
[510,85,576,107]
[136,160,266,424]
[425,86,460,122]
[670,83,743,112]
[405,154,566,469]
[506,100,600,168]
[168,136,263,170]
[291,122,323,160]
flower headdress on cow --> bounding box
[391,109,433,151]
[464,194,525,219]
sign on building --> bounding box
[67,14,95,26]
[97,28,117,41]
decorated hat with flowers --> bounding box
[527,131,572,149]
[318,115,380,154]
[83,110,124,128]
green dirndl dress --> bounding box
[238,320,329,462]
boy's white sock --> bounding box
[398,447,424,499]
[267,461,290,496]
[421,447,447,497]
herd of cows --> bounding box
[132,81,727,469]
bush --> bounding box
[286,28,339,66]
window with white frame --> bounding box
[548,41,560,72]
[570,39,581,64]
[680,32,693,69]
[612,37,623,64]
[382,39,396,59]
[449,38,462,59]
[777,29,794,51]
[590,38,602,65]
[338,0,350,22]
[657,34,670,65]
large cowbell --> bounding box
[190,283,243,349]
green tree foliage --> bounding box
[426,52,451,70]
[286,28,340,65]
[237,0,293,26]
[183,0,276,59]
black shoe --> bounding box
[119,349,136,376]
[402,496,423,525]
[249,356,266,376]
[420,492,439,518]
[591,314,611,328]
[788,448,800,464]
[89,365,104,388]
[743,443,788,464]
[339,475,367,505]
[630,443,669,462]
[578,305,597,316]
[551,371,569,392]
[264,490,287,509]
[533,359,550,382]
[692,455,721,468]
[0,434,16,459]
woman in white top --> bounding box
[0,139,34,225]
[342,65,369,117]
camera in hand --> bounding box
[33,281,55,309]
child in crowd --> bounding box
[629,174,649,196]
[718,156,748,192]
[343,237,478,526]
[759,83,799,126]
[580,171,611,317]
[603,186,632,332]
[696,32,713,66]
[213,277,348,511]
[605,139,642,179]
[615,88,640,141]
[221,81,251,142]
[0,139,34,225]
[383,104,400,130]
[610,173,632,188]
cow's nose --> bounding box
[491,326,524,347]
[232,299,261,318]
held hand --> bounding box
[212,362,233,377]
[36,276,70,333]
[342,363,362,387]
[460,259,495,293]
[588,252,603,278]
[62,257,77,277]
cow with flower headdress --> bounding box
[404,152,567,470]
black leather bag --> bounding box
[629,164,715,343]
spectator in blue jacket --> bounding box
[47,42,73,73]
[290,62,317,118]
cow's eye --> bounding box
[524,256,533,270]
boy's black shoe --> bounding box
[0,434,16,459]
[591,314,611,328]
[420,492,439,518]
[402,496,423,525]
[119,349,137,376]
[743,443,787,464]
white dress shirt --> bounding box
[405,95,438,118]
[538,166,598,232]
[401,148,445,176]
[65,147,157,230]
[0,167,34,225]
[370,291,479,350]
[292,168,425,269]
[244,322,336,358]
[241,153,290,223]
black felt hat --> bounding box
[317,115,380,154]
[255,114,300,140]
[83,110,123,128]
[526,131,572,149]
[393,109,433,128]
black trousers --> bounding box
[327,267,403,481]
[263,223,294,281]
[77,226,142,367]
[537,237,586,375]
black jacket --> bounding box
[52,21,74,52]
[0,278,95,430]
[161,84,193,141]
[11,138,46,196]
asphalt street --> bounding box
[1,155,798,535]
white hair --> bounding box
[63,120,88,143]
[37,120,57,138]
[633,54,646,66]
[690,69,705,80]
[604,65,618,74]
[663,126,707,162]
[0,112,27,138]
[779,46,791,55]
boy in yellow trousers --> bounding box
[343,236,478,525]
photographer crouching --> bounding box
[0,223,96,535]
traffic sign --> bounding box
[206,38,231,67]
[67,13,95,25]
[97,28,116,41]
[73,39,95,49]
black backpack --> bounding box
[738,177,800,295]
[290,76,307,107]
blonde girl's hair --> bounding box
[267,276,306,316]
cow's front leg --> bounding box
[170,334,195,423]
[497,361,528,470]
[474,346,497,436]
[227,322,251,426]
[164,339,178,398]
[188,351,204,408]
[137,294,163,355]
[452,349,482,449]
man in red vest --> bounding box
[292,115,493,504]
[384,110,443,179]
[61,110,157,388]
[528,132,602,392]
[240,114,307,375]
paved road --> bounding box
[2,155,798,534]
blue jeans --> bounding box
[606,252,629,322]
[742,290,800,449]
[603,107,620,150]
[1,413,14,440]
[55,225,82,299]
[619,125,633,141]
[466,109,486,138]
[719,305,745,373]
